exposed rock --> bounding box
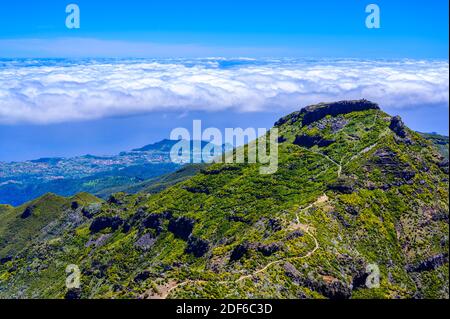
[328,178,355,194]
[331,211,351,228]
[230,242,252,261]
[294,135,335,148]
[134,233,156,251]
[185,236,210,257]
[20,206,34,219]
[286,230,304,240]
[268,218,283,232]
[351,269,369,290]
[107,194,123,205]
[89,216,123,234]
[432,210,449,223]
[71,201,79,210]
[373,149,398,166]
[283,262,302,280]
[256,243,282,256]
[389,116,408,138]
[168,217,195,240]
[82,203,102,219]
[277,136,287,143]
[85,233,112,248]
[406,253,449,273]
[283,262,351,299]
[438,159,449,174]
[142,213,164,233]
[182,186,210,194]
[300,99,380,126]
[134,271,151,283]
[0,255,12,264]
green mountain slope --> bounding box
[0,100,448,299]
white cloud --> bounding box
[0,58,448,124]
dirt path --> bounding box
[152,194,327,299]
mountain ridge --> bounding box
[0,100,448,299]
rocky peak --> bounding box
[274,99,380,127]
[300,99,380,126]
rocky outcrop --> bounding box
[328,177,355,194]
[389,116,408,138]
[230,241,282,261]
[294,135,335,148]
[185,236,210,257]
[406,253,449,273]
[133,271,151,283]
[0,255,12,264]
[230,242,252,261]
[283,262,352,299]
[134,233,156,251]
[82,203,102,219]
[142,213,165,234]
[257,243,282,256]
[20,206,35,219]
[168,217,195,240]
[89,216,123,233]
[300,100,380,126]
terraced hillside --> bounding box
[0,100,448,299]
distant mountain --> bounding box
[420,132,449,160]
[0,139,225,206]
[1,100,447,299]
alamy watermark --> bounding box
[65,4,80,29]
[65,264,81,289]
[365,4,381,29]
[169,120,279,175]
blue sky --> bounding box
[0,1,448,161]
[0,0,448,58]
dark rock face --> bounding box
[277,136,287,143]
[0,256,13,264]
[406,253,449,273]
[284,262,302,280]
[286,230,304,240]
[89,216,123,234]
[134,271,151,283]
[71,201,79,210]
[185,236,210,257]
[438,159,449,174]
[65,288,82,299]
[107,194,123,205]
[294,135,335,148]
[168,217,195,240]
[230,242,281,261]
[300,100,380,126]
[328,178,355,194]
[283,262,351,299]
[351,270,369,290]
[20,206,34,219]
[143,213,164,233]
[256,243,282,256]
[389,116,407,138]
[134,233,156,251]
[82,203,101,219]
[183,186,210,194]
[230,242,251,262]
[268,218,282,232]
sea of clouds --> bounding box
[0,58,448,124]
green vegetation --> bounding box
[0,101,448,299]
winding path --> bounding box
[151,195,326,299]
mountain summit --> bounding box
[0,100,448,299]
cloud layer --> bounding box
[0,58,448,124]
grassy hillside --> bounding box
[0,100,448,299]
